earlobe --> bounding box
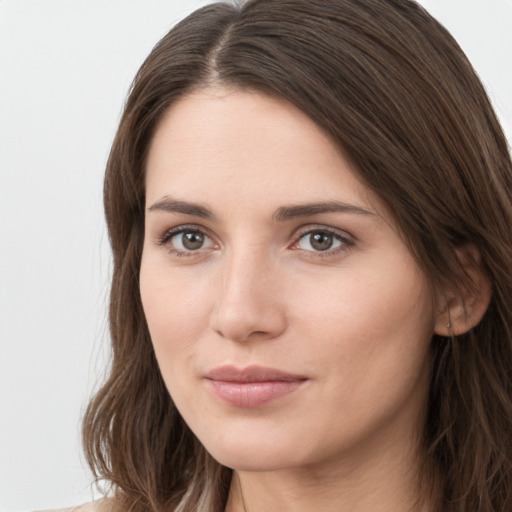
[434,247,492,337]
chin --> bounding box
[198,427,312,472]
[208,445,297,472]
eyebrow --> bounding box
[147,197,213,218]
[272,201,374,221]
[147,197,373,221]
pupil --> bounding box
[311,232,333,251]
[183,232,204,250]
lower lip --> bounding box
[206,379,305,408]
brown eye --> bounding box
[168,229,214,253]
[181,231,205,250]
[309,232,334,251]
[295,229,350,254]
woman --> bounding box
[54,0,512,510]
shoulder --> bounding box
[34,498,115,512]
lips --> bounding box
[204,365,308,408]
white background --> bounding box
[0,1,511,511]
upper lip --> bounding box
[205,365,308,383]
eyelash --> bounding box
[290,226,355,258]
[155,225,216,258]
[155,224,355,258]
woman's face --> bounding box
[140,87,440,473]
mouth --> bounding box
[204,365,308,408]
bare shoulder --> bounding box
[35,497,115,512]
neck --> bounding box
[225,428,435,512]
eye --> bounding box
[158,226,216,255]
[293,228,353,255]
[172,230,209,251]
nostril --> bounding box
[212,298,287,343]
[211,258,288,342]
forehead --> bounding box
[145,87,383,217]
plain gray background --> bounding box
[0,1,511,511]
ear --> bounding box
[434,246,492,337]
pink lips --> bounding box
[205,365,307,408]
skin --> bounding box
[140,87,448,512]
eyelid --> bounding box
[153,222,355,258]
[155,224,218,256]
[289,224,356,255]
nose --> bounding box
[211,250,288,343]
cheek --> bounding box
[287,256,436,379]
[283,263,435,443]
[139,259,213,363]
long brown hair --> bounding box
[83,1,512,510]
